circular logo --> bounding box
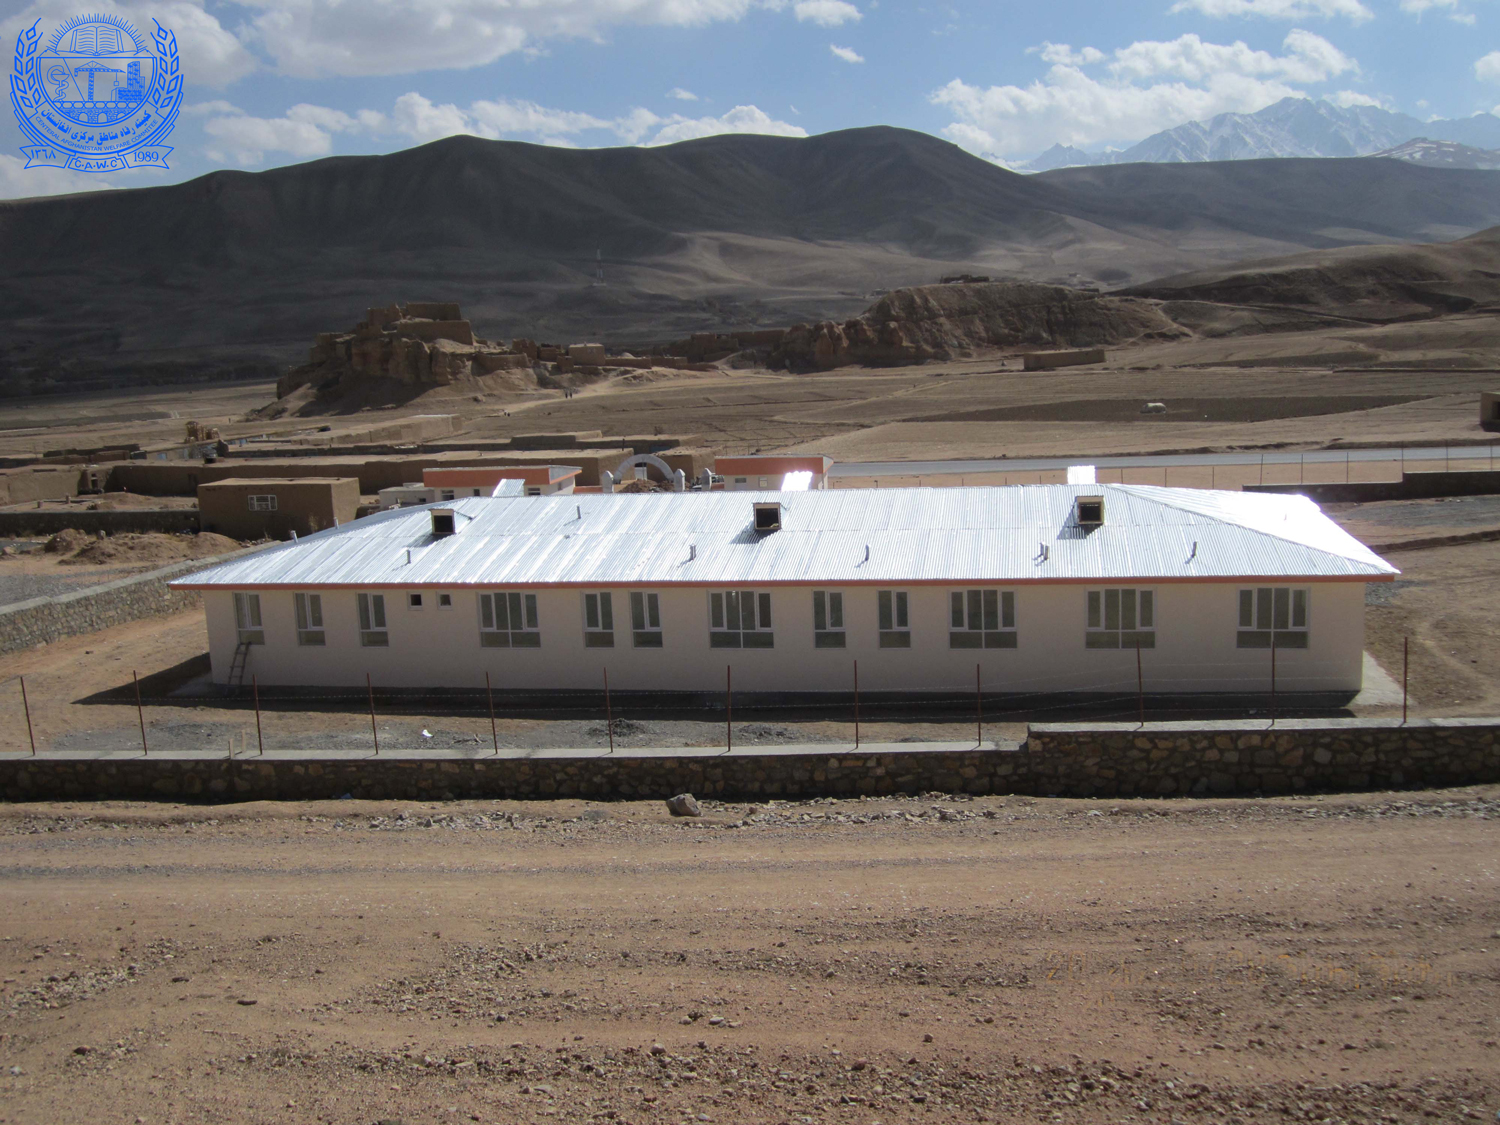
[10,14,182,173]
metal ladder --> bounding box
[222,640,252,697]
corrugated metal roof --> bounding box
[172,484,1398,590]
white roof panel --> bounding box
[173,484,1398,589]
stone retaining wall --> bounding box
[0,509,199,538]
[0,746,1004,802]
[1,718,1496,802]
[0,546,259,656]
[1025,718,1500,796]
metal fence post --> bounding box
[485,670,498,754]
[133,670,148,754]
[604,667,614,754]
[1270,643,1277,726]
[252,674,264,756]
[853,660,860,749]
[367,672,379,755]
[725,665,732,755]
[19,675,35,756]
[975,663,982,747]
[1136,638,1144,727]
[1402,636,1409,726]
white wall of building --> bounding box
[208,580,1368,694]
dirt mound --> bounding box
[1129,225,1500,322]
[770,281,1186,370]
[43,528,92,555]
[57,531,242,567]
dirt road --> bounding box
[1,790,1497,1124]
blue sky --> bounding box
[6,0,1500,198]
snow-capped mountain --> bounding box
[1017,97,1500,171]
[1366,138,1500,171]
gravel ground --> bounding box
[1,787,1497,1123]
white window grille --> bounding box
[877,590,910,648]
[630,592,663,648]
[293,592,324,646]
[233,592,264,644]
[248,494,277,512]
[950,590,1016,649]
[584,592,615,647]
[709,590,773,648]
[357,593,388,647]
[1237,588,1309,649]
[479,592,540,648]
[1085,589,1155,649]
[812,590,845,648]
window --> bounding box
[294,592,324,646]
[584,592,615,647]
[1238,587,1309,649]
[1085,588,1154,649]
[357,593,388,647]
[631,592,663,648]
[812,590,845,648]
[440,489,455,501]
[527,487,542,497]
[233,592,264,644]
[408,592,424,610]
[758,476,769,488]
[877,590,910,648]
[437,592,453,609]
[709,590,773,648]
[950,590,1016,649]
[479,592,540,648]
[247,494,277,512]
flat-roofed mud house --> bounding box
[173,485,1397,696]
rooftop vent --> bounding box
[753,501,782,533]
[1075,495,1104,527]
[431,508,457,537]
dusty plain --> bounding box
[1,788,1498,1125]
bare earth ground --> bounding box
[1,788,1498,1124]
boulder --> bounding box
[665,793,702,817]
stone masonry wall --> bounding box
[0,546,259,656]
[1024,718,1500,797]
[0,718,1495,802]
[0,509,200,538]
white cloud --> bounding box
[236,0,770,79]
[794,0,862,26]
[383,94,799,149]
[931,30,1358,157]
[1327,89,1386,107]
[1400,0,1480,22]
[1477,51,1500,83]
[829,43,864,63]
[2,1,256,87]
[667,87,700,101]
[202,102,374,164]
[1169,0,1372,21]
[644,104,807,144]
[0,154,117,200]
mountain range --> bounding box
[5,125,1500,392]
[1020,97,1500,171]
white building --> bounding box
[174,485,1397,696]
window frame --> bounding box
[812,589,845,649]
[247,494,278,512]
[949,589,1017,649]
[293,591,324,646]
[478,591,541,648]
[407,592,424,611]
[708,589,774,649]
[357,592,389,647]
[877,589,911,649]
[233,591,264,645]
[1237,587,1310,649]
[583,591,616,648]
[630,591,664,648]
[1084,587,1156,650]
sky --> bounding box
[5,0,1500,199]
